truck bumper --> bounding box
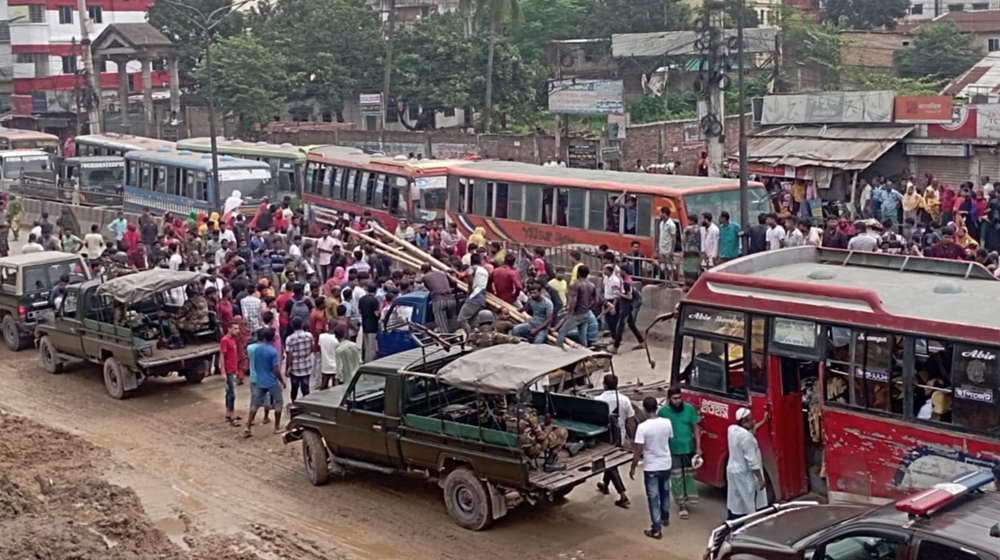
[282,426,303,445]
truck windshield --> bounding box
[81,165,125,187]
[3,156,51,179]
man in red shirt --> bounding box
[220,322,240,426]
[275,283,295,341]
[216,286,235,335]
[490,254,523,304]
[929,226,965,260]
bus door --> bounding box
[765,316,824,501]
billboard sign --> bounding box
[926,106,977,138]
[359,93,382,117]
[977,104,1000,139]
[761,91,894,125]
[894,96,953,124]
[548,79,624,115]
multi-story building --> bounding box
[907,0,1000,19]
[4,0,165,135]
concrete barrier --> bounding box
[19,198,154,240]
[637,284,684,343]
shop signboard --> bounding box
[548,79,624,115]
[894,96,953,124]
[567,144,599,168]
[359,93,382,117]
[761,91,894,125]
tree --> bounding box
[778,7,845,90]
[824,0,909,30]
[147,0,246,84]
[392,13,539,128]
[252,0,384,121]
[481,0,522,133]
[507,0,588,63]
[583,0,692,36]
[195,35,287,136]
[895,22,982,82]
[852,71,945,96]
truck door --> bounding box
[51,286,85,356]
[335,371,394,465]
[376,295,426,359]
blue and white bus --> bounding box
[75,133,176,157]
[124,148,272,216]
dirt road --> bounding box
[0,336,722,559]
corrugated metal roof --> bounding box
[611,28,776,58]
[930,9,1000,32]
[744,125,912,170]
[943,57,998,97]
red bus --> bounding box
[445,161,769,254]
[672,246,1000,505]
[304,146,461,231]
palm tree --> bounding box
[460,0,521,133]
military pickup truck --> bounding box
[283,343,631,530]
[35,269,221,399]
[0,252,91,351]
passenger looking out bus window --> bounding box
[914,339,953,424]
[608,191,637,234]
[824,328,902,415]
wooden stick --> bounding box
[347,229,424,269]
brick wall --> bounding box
[620,115,745,174]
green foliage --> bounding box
[147,0,246,85]
[392,13,540,126]
[725,71,772,116]
[629,89,697,124]
[895,22,982,82]
[507,0,588,62]
[582,0,692,36]
[824,0,910,30]
[779,7,844,90]
[251,0,384,119]
[852,71,945,96]
[196,35,287,135]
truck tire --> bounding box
[442,467,492,531]
[103,357,133,400]
[302,430,330,486]
[3,315,28,352]
[39,336,63,374]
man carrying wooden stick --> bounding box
[456,253,489,335]
[421,263,456,332]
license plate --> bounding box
[592,457,606,471]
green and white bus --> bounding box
[174,138,320,203]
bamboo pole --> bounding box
[346,228,425,270]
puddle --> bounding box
[155,516,190,551]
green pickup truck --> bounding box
[283,343,632,530]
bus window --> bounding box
[556,188,569,227]
[749,316,767,393]
[345,169,357,202]
[587,190,605,231]
[195,172,208,201]
[825,328,902,415]
[679,336,746,398]
[524,185,542,224]
[305,163,317,194]
[393,176,407,215]
[492,182,508,218]
[636,194,653,236]
[913,338,954,425]
[166,167,178,195]
[332,167,344,199]
[473,181,488,216]
[567,189,585,228]
[541,187,554,224]
[126,161,137,187]
[360,171,372,206]
[458,178,474,213]
[951,344,999,432]
[185,170,196,199]
[508,183,523,220]
[683,186,771,226]
[140,163,152,190]
[153,165,167,193]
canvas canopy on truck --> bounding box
[436,344,602,395]
[96,270,207,305]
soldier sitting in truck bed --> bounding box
[158,285,209,347]
[504,401,584,472]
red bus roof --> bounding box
[307,147,455,177]
[448,160,758,196]
[685,247,1000,344]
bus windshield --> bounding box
[218,169,272,200]
[3,156,51,178]
[80,165,125,187]
[416,177,447,210]
[684,186,770,223]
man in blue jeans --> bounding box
[630,396,675,540]
[512,282,554,344]
[554,265,597,348]
[219,321,240,426]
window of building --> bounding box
[973,2,989,9]
[910,3,924,14]
[151,59,165,72]
[58,6,73,24]
[127,75,135,93]
[0,23,10,44]
[365,115,377,131]
[28,5,45,23]
[989,38,1000,52]
[61,56,78,75]
[407,104,420,121]
[948,3,965,11]
[825,328,903,415]
[88,6,103,23]
[442,107,456,117]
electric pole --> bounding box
[737,0,749,231]
[380,0,397,145]
[698,0,726,177]
[77,0,102,133]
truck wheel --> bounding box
[183,371,206,384]
[3,315,28,352]
[442,467,492,531]
[39,337,63,374]
[302,430,330,486]
[103,357,132,400]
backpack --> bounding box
[290,297,311,326]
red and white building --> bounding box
[2,0,169,134]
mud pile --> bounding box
[0,411,336,560]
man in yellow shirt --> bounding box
[547,268,568,306]
[569,251,584,285]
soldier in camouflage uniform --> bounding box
[161,286,210,344]
[504,402,571,472]
[105,252,138,279]
[467,330,521,348]
[477,393,508,429]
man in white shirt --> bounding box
[658,207,678,283]
[700,212,720,267]
[764,213,786,250]
[83,224,105,262]
[798,218,823,246]
[726,408,769,519]
[847,221,881,252]
[215,239,230,267]
[858,179,872,218]
[317,321,340,389]
[595,374,635,509]
[784,216,804,247]
[456,253,489,335]
[168,245,183,271]
[630,397,674,539]
[983,176,994,198]
[21,234,44,254]
[316,227,337,281]
[395,218,415,242]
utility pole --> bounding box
[698,1,726,177]
[737,0,749,231]
[77,0,102,133]
[380,0,397,146]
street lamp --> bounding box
[160,0,250,213]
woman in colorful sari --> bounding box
[940,184,957,226]
[837,216,856,237]
[923,185,941,223]
[902,184,924,224]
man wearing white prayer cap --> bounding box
[726,407,769,520]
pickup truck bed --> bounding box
[137,342,219,368]
[529,443,632,490]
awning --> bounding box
[743,125,913,171]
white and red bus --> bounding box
[671,246,1000,504]
[303,147,463,230]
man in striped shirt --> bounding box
[241,284,265,334]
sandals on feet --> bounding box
[614,498,631,509]
[643,529,662,540]
[596,482,610,495]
